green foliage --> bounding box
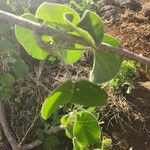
[15,13,49,60]
[73,137,83,150]
[73,111,100,147]
[12,59,30,78]
[78,10,104,46]
[68,0,99,15]
[0,2,131,149]
[101,138,112,150]
[15,2,122,83]
[90,34,122,83]
[41,80,107,120]
[0,1,30,101]
[36,2,80,26]
[61,110,111,149]
[109,60,139,90]
[0,87,13,101]
[0,73,15,87]
[43,135,61,150]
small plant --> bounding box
[61,109,112,150]
[67,0,99,14]
[13,2,124,149]
[0,0,29,101]
[0,38,29,101]
[109,60,139,92]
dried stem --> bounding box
[18,114,40,149]
[0,10,149,65]
[0,102,19,150]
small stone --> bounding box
[114,0,142,12]
[100,0,142,12]
[99,5,118,24]
[144,8,150,20]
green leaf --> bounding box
[0,38,17,54]
[0,73,15,87]
[90,34,122,83]
[101,138,112,150]
[71,80,107,106]
[61,114,70,127]
[64,13,95,47]
[41,80,73,120]
[3,57,16,64]
[0,87,13,101]
[78,10,104,47]
[61,114,75,139]
[73,137,83,150]
[59,44,84,64]
[36,2,80,26]
[13,59,29,79]
[41,80,107,120]
[44,135,60,150]
[35,3,85,64]
[15,13,49,60]
[73,111,100,147]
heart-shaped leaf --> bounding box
[78,10,104,47]
[0,73,15,87]
[36,3,85,64]
[41,80,107,120]
[73,111,100,147]
[36,2,80,26]
[71,80,107,106]
[41,80,73,120]
[90,34,122,83]
[15,13,49,60]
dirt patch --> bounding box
[106,10,150,58]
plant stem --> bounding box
[0,10,149,65]
[0,101,19,150]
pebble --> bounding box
[100,0,142,11]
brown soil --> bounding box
[102,0,150,149]
[105,4,150,58]
[0,0,150,150]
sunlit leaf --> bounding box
[64,13,95,47]
[36,2,80,26]
[73,137,83,150]
[60,45,84,64]
[73,111,100,147]
[90,34,122,83]
[41,80,107,120]
[15,13,49,60]
[41,80,73,120]
[101,138,112,150]
[78,10,104,47]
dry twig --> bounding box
[0,102,19,150]
[0,10,149,65]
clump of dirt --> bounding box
[105,7,150,58]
